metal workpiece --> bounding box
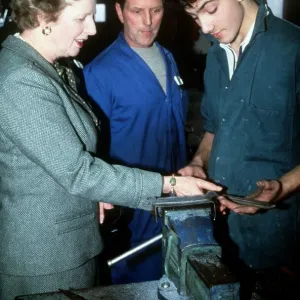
[223,194,276,209]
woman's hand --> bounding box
[163,175,222,196]
[99,202,114,224]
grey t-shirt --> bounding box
[132,43,167,93]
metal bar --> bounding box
[107,233,163,267]
[224,194,276,209]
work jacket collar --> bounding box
[205,3,275,47]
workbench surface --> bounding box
[15,280,160,300]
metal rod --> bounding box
[107,233,163,267]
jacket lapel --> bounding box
[2,35,100,129]
[3,36,63,84]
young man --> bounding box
[178,0,300,296]
[84,0,188,284]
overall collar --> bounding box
[116,31,168,57]
[205,4,274,47]
[210,4,274,79]
[116,32,173,96]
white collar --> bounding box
[220,21,255,52]
[14,32,25,42]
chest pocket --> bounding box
[243,104,294,164]
[243,56,295,162]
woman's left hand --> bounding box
[99,202,114,224]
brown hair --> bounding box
[11,0,69,30]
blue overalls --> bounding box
[84,32,188,282]
[202,5,300,269]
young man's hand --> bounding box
[178,163,207,179]
[218,180,282,215]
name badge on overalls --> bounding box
[174,75,184,87]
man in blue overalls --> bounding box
[84,0,188,284]
[178,0,300,297]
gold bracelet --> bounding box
[169,174,176,195]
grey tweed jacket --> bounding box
[0,36,162,276]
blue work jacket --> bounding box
[84,33,188,282]
[84,33,188,175]
[202,5,300,269]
